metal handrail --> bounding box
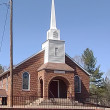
[49,90,56,105]
[68,91,74,105]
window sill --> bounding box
[75,92,81,94]
[22,89,30,92]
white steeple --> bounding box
[50,0,57,29]
[47,0,60,40]
[42,0,65,64]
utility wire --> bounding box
[0,3,9,53]
[0,3,8,6]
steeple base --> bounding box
[42,40,65,64]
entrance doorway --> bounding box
[49,79,67,98]
[49,80,59,98]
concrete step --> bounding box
[30,98,44,106]
[39,98,83,106]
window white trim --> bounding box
[22,72,30,91]
[54,70,65,74]
[74,75,81,93]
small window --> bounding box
[22,72,30,90]
[74,76,81,93]
[55,47,58,56]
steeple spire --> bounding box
[50,0,57,29]
[47,0,60,40]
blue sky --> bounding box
[0,0,110,77]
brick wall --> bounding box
[0,51,44,106]
[65,55,90,99]
[12,51,44,97]
[0,73,11,105]
[0,51,90,106]
[38,70,74,98]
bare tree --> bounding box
[0,65,4,74]
[106,70,110,79]
[73,55,84,67]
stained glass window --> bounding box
[23,72,29,90]
[75,76,81,93]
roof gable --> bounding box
[0,50,44,77]
[0,51,90,77]
[65,53,90,76]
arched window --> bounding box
[74,76,81,93]
[22,72,30,90]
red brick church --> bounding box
[0,0,90,106]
